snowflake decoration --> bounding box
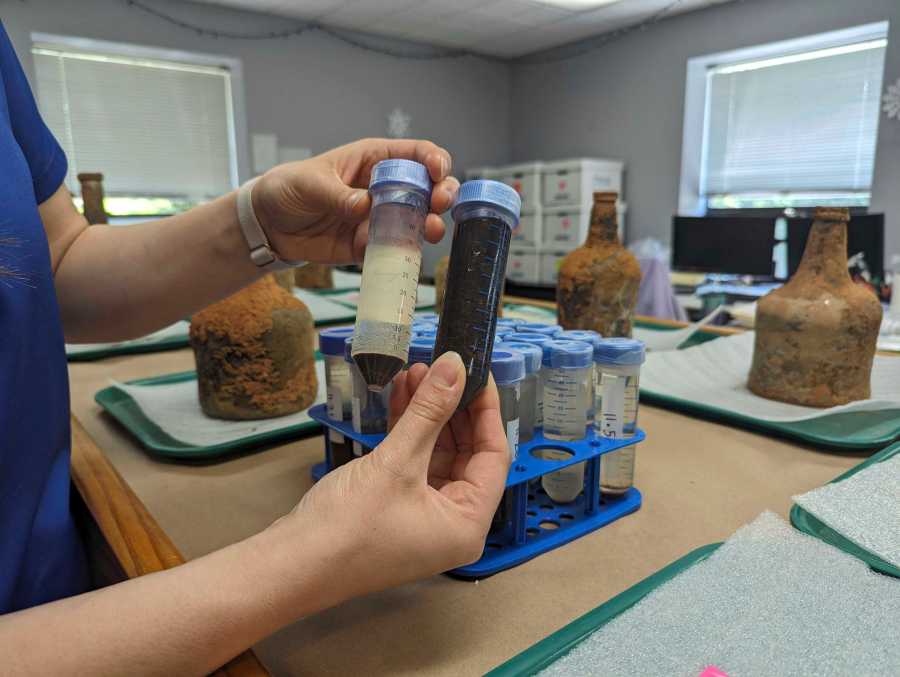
[884,78,900,120]
[387,107,411,138]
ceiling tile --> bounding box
[193,0,739,58]
[266,0,351,19]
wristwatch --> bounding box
[236,177,305,271]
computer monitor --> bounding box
[672,216,776,276]
[786,214,884,280]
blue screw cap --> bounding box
[408,336,435,366]
[557,330,603,359]
[416,313,439,323]
[542,340,594,369]
[515,322,563,337]
[452,179,522,226]
[496,341,543,374]
[369,159,432,194]
[594,338,646,366]
[491,349,525,385]
[412,320,437,334]
[319,327,355,356]
[505,332,553,359]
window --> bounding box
[679,23,888,214]
[31,34,247,217]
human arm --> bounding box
[48,138,459,342]
[2,352,509,675]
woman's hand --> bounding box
[252,138,460,264]
[283,351,510,599]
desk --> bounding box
[68,316,865,676]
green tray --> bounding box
[634,323,900,450]
[633,318,724,349]
[95,369,322,460]
[486,543,722,676]
[790,442,900,578]
[67,334,190,362]
[67,304,354,362]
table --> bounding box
[68,317,868,676]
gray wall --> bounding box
[510,0,900,260]
[5,0,899,264]
[1,0,511,274]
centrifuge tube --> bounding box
[319,327,354,468]
[434,180,521,410]
[352,159,432,391]
[489,349,525,537]
[344,338,390,456]
[492,349,526,461]
[558,329,602,421]
[505,332,553,428]
[596,338,646,497]
[496,341,542,444]
[540,340,593,504]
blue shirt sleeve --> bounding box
[0,21,67,204]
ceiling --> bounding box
[192,0,736,58]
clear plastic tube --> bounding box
[543,365,591,440]
[497,381,521,461]
[324,354,354,467]
[517,372,537,443]
[540,340,593,503]
[496,340,541,444]
[504,332,552,428]
[344,338,390,457]
[351,367,390,436]
[434,181,521,410]
[352,160,431,391]
[320,327,355,468]
[557,329,602,422]
[594,338,646,497]
[489,350,524,536]
[598,364,641,496]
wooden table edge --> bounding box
[69,415,271,677]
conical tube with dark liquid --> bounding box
[434,180,522,410]
[352,160,432,391]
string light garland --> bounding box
[514,0,687,65]
[123,0,479,60]
[123,0,703,64]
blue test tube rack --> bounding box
[308,403,643,578]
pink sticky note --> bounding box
[699,667,730,677]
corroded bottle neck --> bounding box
[77,173,108,225]
[586,197,619,246]
[796,212,850,286]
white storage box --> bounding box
[542,158,624,207]
[498,162,543,209]
[543,202,627,249]
[512,207,542,247]
[540,250,569,286]
[506,247,541,285]
[464,166,499,181]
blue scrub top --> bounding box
[0,21,89,612]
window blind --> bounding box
[32,45,235,201]
[703,39,887,200]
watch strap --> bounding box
[237,178,305,271]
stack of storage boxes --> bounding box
[467,159,625,286]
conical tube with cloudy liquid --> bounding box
[352,160,432,391]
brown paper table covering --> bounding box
[68,326,863,676]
